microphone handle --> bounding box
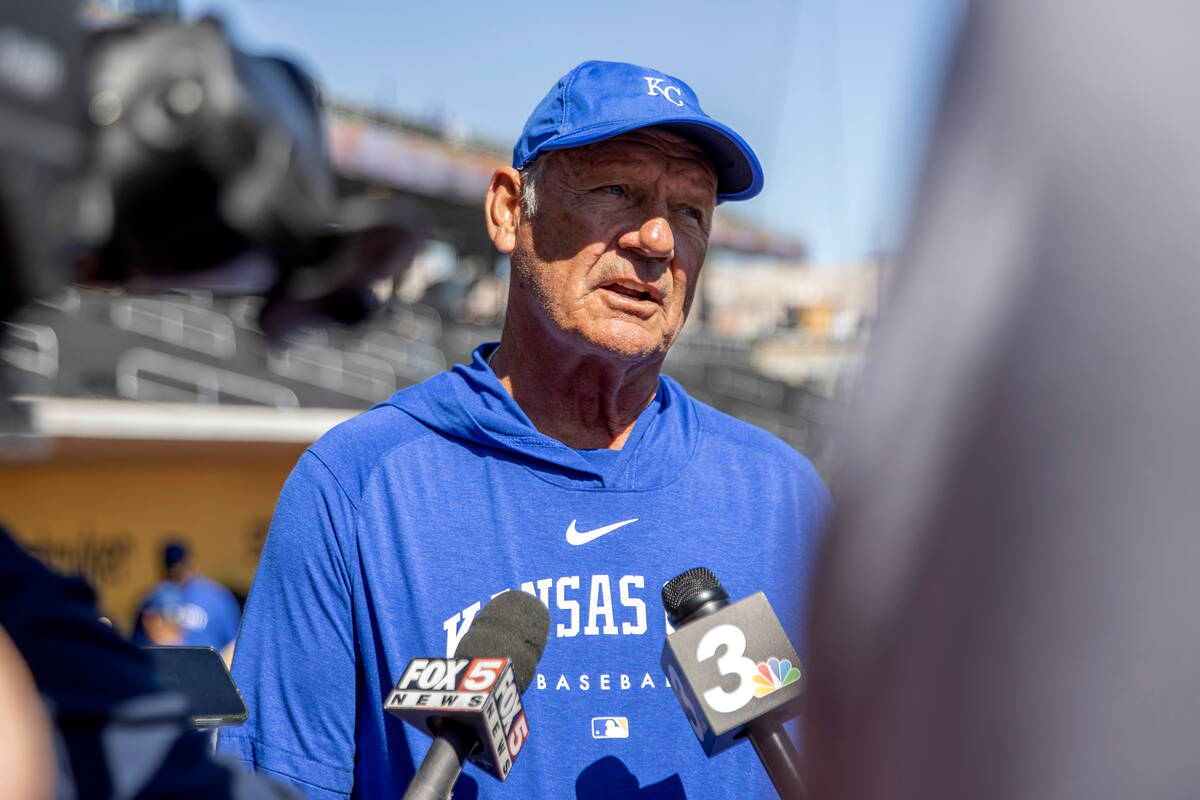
[402,719,479,800]
[746,716,807,800]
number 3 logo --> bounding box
[696,623,758,714]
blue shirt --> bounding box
[219,345,829,799]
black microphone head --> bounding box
[662,567,731,627]
[454,591,550,694]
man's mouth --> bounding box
[601,280,658,303]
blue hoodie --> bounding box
[219,345,829,799]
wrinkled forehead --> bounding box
[552,128,719,197]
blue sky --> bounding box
[178,0,966,265]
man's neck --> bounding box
[489,335,662,450]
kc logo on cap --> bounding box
[643,76,685,107]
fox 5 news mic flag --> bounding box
[385,656,528,780]
[661,568,806,799]
[384,589,550,796]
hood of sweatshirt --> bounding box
[376,344,700,491]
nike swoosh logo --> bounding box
[566,518,638,546]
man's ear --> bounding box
[485,167,522,254]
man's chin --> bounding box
[578,322,675,363]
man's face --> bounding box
[508,128,718,362]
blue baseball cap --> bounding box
[143,583,184,616]
[513,60,764,203]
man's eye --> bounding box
[682,207,701,220]
[605,185,625,197]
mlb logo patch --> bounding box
[591,716,629,739]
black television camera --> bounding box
[1,0,422,335]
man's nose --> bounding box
[618,216,674,260]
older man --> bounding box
[221,61,828,799]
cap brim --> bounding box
[534,116,764,203]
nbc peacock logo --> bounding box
[752,657,801,697]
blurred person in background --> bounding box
[803,1,1200,798]
[133,541,242,664]
[221,60,829,799]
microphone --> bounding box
[660,567,807,800]
[385,590,550,800]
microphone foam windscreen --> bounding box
[454,590,550,694]
[661,566,721,617]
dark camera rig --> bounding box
[0,0,423,338]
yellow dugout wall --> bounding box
[0,439,306,633]
[0,400,354,634]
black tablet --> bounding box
[143,645,248,728]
